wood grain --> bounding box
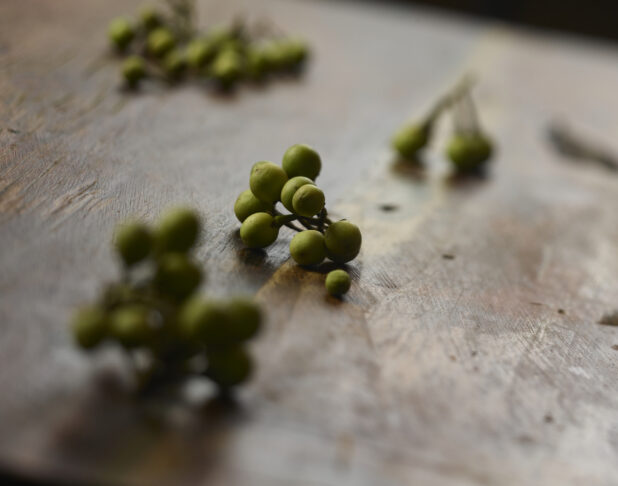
[1,0,618,485]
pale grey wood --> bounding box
[1,0,618,485]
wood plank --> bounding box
[1,0,618,485]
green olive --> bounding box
[280,176,314,213]
[185,38,215,69]
[163,49,186,79]
[325,269,351,296]
[324,221,362,263]
[249,161,288,204]
[246,48,268,79]
[139,6,162,31]
[446,134,493,171]
[178,297,230,345]
[240,212,279,249]
[207,346,253,388]
[109,304,151,349]
[223,297,263,342]
[108,17,134,51]
[147,27,175,58]
[122,56,147,88]
[155,253,202,299]
[114,221,152,266]
[155,207,201,253]
[289,230,326,266]
[392,122,430,159]
[282,144,321,180]
[71,306,108,349]
[211,50,243,87]
[234,189,272,223]
[292,184,325,217]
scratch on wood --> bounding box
[47,180,97,216]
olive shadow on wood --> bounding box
[390,155,427,182]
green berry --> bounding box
[324,221,362,263]
[246,48,268,79]
[109,304,151,349]
[284,39,309,66]
[392,122,430,159]
[325,269,351,297]
[280,176,314,212]
[289,230,326,266]
[261,42,287,71]
[240,212,279,249]
[207,346,253,388]
[292,184,325,217]
[234,189,272,223]
[122,56,146,88]
[140,6,162,31]
[446,134,493,171]
[155,207,201,253]
[114,221,152,266]
[185,39,215,69]
[163,49,185,79]
[147,27,175,58]
[71,306,108,349]
[108,17,134,51]
[282,144,321,180]
[223,297,262,342]
[211,50,243,86]
[178,297,230,345]
[249,161,288,204]
[155,253,202,299]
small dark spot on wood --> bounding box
[379,203,398,212]
[611,345,618,351]
[544,414,553,424]
[557,308,565,314]
[473,366,479,372]
[7,127,20,134]
[599,311,618,326]
[442,254,455,260]
[530,302,543,306]
[471,350,477,357]
[518,435,535,444]
[449,355,456,362]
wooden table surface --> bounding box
[1,0,618,485]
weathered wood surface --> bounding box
[1,0,618,484]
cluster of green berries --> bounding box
[107,4,309,90]
[71,207,262,390]
[392,80,494,173]
[234,144,361,297]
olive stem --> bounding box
[425,74,475,126]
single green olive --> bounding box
[108,17,134,51]
[280,176,314,213]
[207,346,253,388]
[155,253,202,299]
[282,144,321,180]
[325,269,351,297]
[163,49,186,79]
[324,220,362,263]
[71,306,108,349]
[155,207,201,253]
[246,48,269,79]
[249,161,288,204]
[289,230,326,266]
[234,189,272,223]
[211,49,243,87]
[446,134,493,171]
[178,297,230,345]
[139,6,162,31]
[185,38,215,69]
[292,184,325,217]
[122,56,147,88]
[147,27,175,58]
[114,221,152,266]
[392,122,430,159]
[240,212,279,249]
[283,39,309,66]
[109,304,151,349]
[223,297,263,342]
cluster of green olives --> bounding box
[391,80,494,173]
[234,144,361,297]
[107,3,309,90]
[71,207,262,390]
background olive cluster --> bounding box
[107,1,309,90]
[234,144,361,297]
[71,207,262,390]
[391,80,494,173]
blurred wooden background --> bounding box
[1,0,618,485]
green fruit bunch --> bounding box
[234,144,360,297]
[70,206,263,391]
[391,77,494,173]
[107,2,310,90]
